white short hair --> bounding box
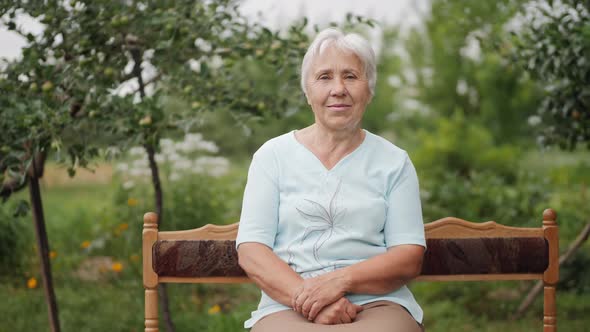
[300,28,377,97]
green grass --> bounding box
[3,280,589,332]
[0,281,257,332]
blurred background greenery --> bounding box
[1,0,589,331]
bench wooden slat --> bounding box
[422,237,548,275]
[152,237,548,279]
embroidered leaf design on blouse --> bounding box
[300,225,330,244]
[329,180,342,220]
[291,179,347,268]
[296,203,330,224]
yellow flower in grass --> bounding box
[49,251,57,259]
[130,254,140,262]
[112,262,124,273]
[27,277,38,289]
[127,198,139,207]
[118,223,129,231]
[208,304,221,315]
[80,241,91,249]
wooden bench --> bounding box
[142,209,559,332]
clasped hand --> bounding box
[291,272,362,323]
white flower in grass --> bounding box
[155,153,166,163]
[133,158,149,168]
[167,152,182,162]
[129,146,144,156]
[195,156,229,176]
[174,159,192,170]
[528,115,542,127]
[169,173,181,181]
[200,141,219,153]
[90,237,106,250]
[160,138,174,148]
[115,163,129,172]
[176,140,196,153]
[129,168,145,177]
[387,75,402,88]
[122,180,135,189]
[208,166,228,177]
[191,164,205,174]
[185,133,203,143]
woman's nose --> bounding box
[330,78,347,96]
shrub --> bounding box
[0,201,33,280]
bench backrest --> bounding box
[142,209,558,332]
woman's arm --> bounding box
[238,242,303,307]
[339,243,424,294]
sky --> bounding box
[0,0,428,60]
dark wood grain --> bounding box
[152,237,548,278]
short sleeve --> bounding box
[236,146,280,250]
[384,154,426,248]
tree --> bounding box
[510,0,590,149]
[0,59,80,332]
[387,0,541,145]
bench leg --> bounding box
[145,288,159,332]
[543,285,556,332]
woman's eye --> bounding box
[345,75,356,79]
[318,75,330,80]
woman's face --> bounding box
[305,46,372,133]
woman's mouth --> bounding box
[327,104,352,111]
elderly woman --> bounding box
[236,28,426,332]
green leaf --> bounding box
[12,200,30,218]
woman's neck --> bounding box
[295,124,365,170]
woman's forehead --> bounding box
[310,46,364,73]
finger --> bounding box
[302,298,313,317]
[308,302,322,321]
[291,288,302,310]
[341,311,352,324]
[295,293,307,313]
[292,294,299,312]
[354,304,364,313]
[345,303,357,320]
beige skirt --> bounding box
[251,301,424,332]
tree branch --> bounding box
[0,177,28,200]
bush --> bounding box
[410,113,549,224]
[0,201,33,280]
[90,170,245,274]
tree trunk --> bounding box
[146,144,175,332]
[130,41,175,332]
[28,155,60,332]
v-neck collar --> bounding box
[291,129,369,172]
